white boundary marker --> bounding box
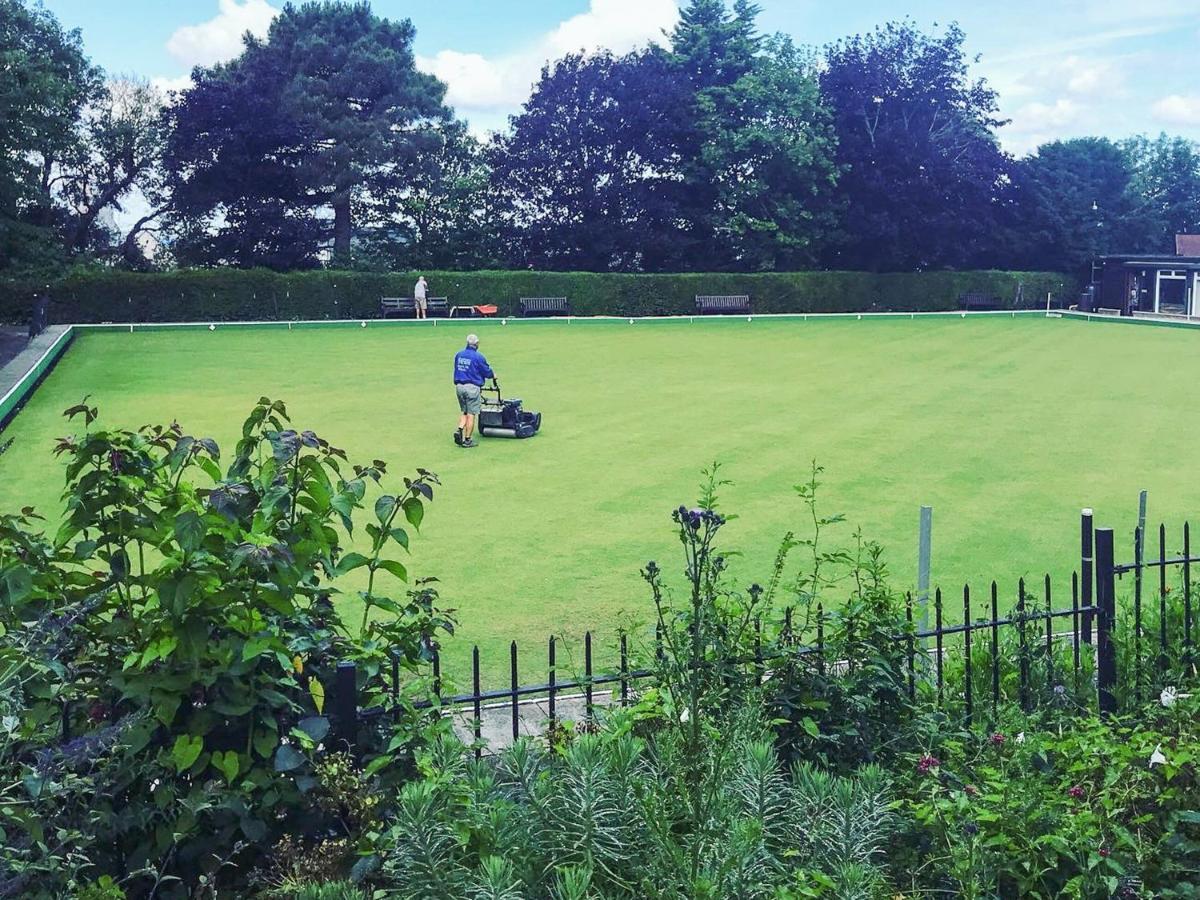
[1059,309,1200,329]
[68,308,1050,333]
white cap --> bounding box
[466,333,479,346]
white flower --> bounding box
[679,708,690,724]
[1016,732,1025,744]
[1160,686,1191,707]
[1149,744,1167,768]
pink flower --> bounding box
[1068,785,1085,800]
[989,732,1006,746]
[917,755,941,775]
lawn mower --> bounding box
[456,379,542,442]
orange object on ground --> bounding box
[475,304,498,316]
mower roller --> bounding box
[476,379,542,439]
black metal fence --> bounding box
[326,510,1200,756]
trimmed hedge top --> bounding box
[0,268,1075,324]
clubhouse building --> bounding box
[1090,235,1200,317]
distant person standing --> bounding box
[414,275,429,320]
[452,333,495,448]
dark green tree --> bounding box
[56,77,169,260]
[669,1,840,270]
[1122,134,1200,252]
[0,0,101,275]
[1009,138,1143,274]
[164,1,449,266]
[488,49,689,271]
[358,122,500,270]
[819,21,1010,271]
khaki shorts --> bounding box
[456,382,481,415]
[415,295,428,310]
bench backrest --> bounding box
[696,295,751,310]
[520,297,568,306]
[519,297,570,314]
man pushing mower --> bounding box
[452,333,493,448]
[452,333,542,447]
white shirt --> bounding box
[414,279,427,300]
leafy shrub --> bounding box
[894,694,1200,898]
[371,469,899,898]
[375,722,895,899]
[0,397,450,896]
[0,267,1075,323]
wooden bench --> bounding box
[696,295,751,315]
[957,292,1001,312]
[519,297,571,317]
[380,296,449,318]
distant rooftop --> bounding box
[1177,234,1200,256]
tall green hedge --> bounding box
[0,268,1075,323]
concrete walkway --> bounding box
[0,325,71,400]
[447,691,618,751]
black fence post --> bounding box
[1044,574,1054,691]
[1134,526,1143,703]
[1096,527,1118,717]
[963,585,973,728]
[619,632,630,707]
[510,641,520,743]
[1081,509,1094,644]
[990,582,1000,721]
[1186,522,1193,670]
[1017,579,1029,713]
[472,646,482,760]
[584,631,594,724]
[548,636,557,733]
[1159,523,1169,679]
[334,661,358,754]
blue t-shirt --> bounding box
[453,346,494,385]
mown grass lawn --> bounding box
[0,315,1195,685]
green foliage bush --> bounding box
[0,397,450,897]
[0,267,1075,323]
[895,697,1200,897]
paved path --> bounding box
[0,326,70,400]
[446,692,617,751]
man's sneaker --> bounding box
[461,438,478,448]
[453,428,463,446]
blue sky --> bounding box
[39,0,1200,155]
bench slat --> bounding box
[519,297,571,317]
[695,294,751,314]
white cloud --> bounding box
[1062,56,1123,97]
[419,0,678,119]
[151,74,194,97]
[544,0,676,58]
[1015,98,1085,130]
[166,0,279,68]
[1152,94,1200,126]
[1001,98,1088,156]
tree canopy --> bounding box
[2,0,1199,280]
[164,0,450,267]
